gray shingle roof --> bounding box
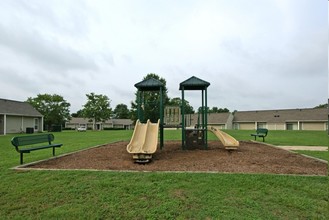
[189,112,231,124]
[0,98,42,117]
[68,117,133,125]
[207,112,231,124]
[233,108,328,122]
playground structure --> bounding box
[127,76,239,162]
[194,106,239,149]
[126,119,160,163]
[127,78,164,162]
[208,126,239,150]
[134,77,164,148]
[180,76,210,150]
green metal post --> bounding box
[160,87,164,149]
[201,90,205,149]
[197,110,200,129]
[202,90,205,130]
[141,91,145,122]
[205,88,208,149]
[181,87,185,150]
[137,90,141,121]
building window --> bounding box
[34,118,39,130]
[257,122,266,129]
[286,122,298,130]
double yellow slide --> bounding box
[126,119,159,162]
[127,121,238,163]
[208,126,239,150]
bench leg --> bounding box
[262,137,265,142]
[20,153,23,165]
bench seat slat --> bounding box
[251,134,266,137]
[12,134,54,146]
[19,144,63,153]
[11,134,62,164]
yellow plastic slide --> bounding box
[127,119,160,162]
[208,126,239,150]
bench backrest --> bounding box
[256,128,268,135]
[11,134,55,147]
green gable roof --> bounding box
[134,78,164,91]
[179,76,210,90]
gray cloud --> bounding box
[0,0,327,113]
[0,23,98,72]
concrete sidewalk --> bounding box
[278,146,328,151]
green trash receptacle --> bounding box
[26,127,34,134]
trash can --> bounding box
[51,125,62,132]
[26,127,34,134]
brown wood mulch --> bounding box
[25,141,327,175]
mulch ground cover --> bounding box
[25,141,327,175]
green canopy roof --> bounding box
[179,76,210,90]
[134,78,164,91]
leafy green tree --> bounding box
[314,103,328,108]
[198,106,229,113]
[113,104,130,119]
[27,94,71,130]
[82,93,112,130]
[168,97,194,114]
[131,73,169,123]
[71,109,84,118]
[208,107,230,113]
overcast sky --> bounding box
[0,0,327,113]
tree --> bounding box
[168,97,194,114]
[314,103,328,109]
[27,94,71,130]
[208,107,230,113]
[131,73,169,122]
[113,104,130,119]
[81,93,112,130]
[71,109,84,118]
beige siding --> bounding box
[23,117,35,129]
[6,116,22,133]
[267,123,285,130]
[103,123,113,128]
[6,116,39,133]
[65,123,78,129]
[209,124,226,130]
[238,123,255,130]
[302,122,326,131]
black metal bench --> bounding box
[11,134,63,164]
[251,128,268,142]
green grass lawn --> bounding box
[294,150,329,162]
[0,130,328,219]
[222,129,328,146]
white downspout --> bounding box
[41,116,44,132]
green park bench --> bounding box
[11,134,63,165]
[251,128,268,142]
